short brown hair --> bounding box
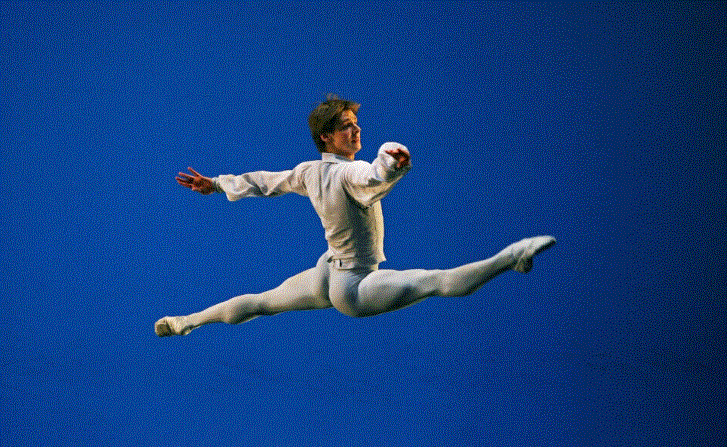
[308,95,361,152]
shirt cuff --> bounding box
[211,177,223,193]
[378,142,412,175]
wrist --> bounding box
[211,177,222,193]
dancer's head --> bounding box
[308,95,361,157]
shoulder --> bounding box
[293,160,319,172]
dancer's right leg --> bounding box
[155,254,332,336]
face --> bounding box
[321,109,361,159]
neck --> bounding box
[327,149,355,161]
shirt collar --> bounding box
[321,152,353,163]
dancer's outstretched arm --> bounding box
[342,143,412,208]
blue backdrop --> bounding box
[2,2,725,446]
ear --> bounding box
[320,132,331,143]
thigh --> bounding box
[260,253,333,312]
[355,268,441,314]
[328,265,436,318]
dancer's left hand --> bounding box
[385,147,411,169]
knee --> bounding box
[221,297,273,324]
[438,274,457,296]
[437,270,476,297]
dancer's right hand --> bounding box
[176,167,216,195]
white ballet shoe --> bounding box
[509,236,556,273]
[154,316,193,336]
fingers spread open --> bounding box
[175,177,193,188]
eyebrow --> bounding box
[336,117,357,128]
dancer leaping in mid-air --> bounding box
[155,97,555,336]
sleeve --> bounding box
[342,142,412,208]
[212,162,309,202]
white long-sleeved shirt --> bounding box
[212,142,412,268]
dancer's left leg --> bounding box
[329,236,555,317]
[331,256,510,317]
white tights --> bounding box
[183,246,515,330]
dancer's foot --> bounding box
[509,236,556,273]
[154,316,193,336]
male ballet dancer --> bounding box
[155,97,555,336]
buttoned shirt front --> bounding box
[212,142,411,268]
